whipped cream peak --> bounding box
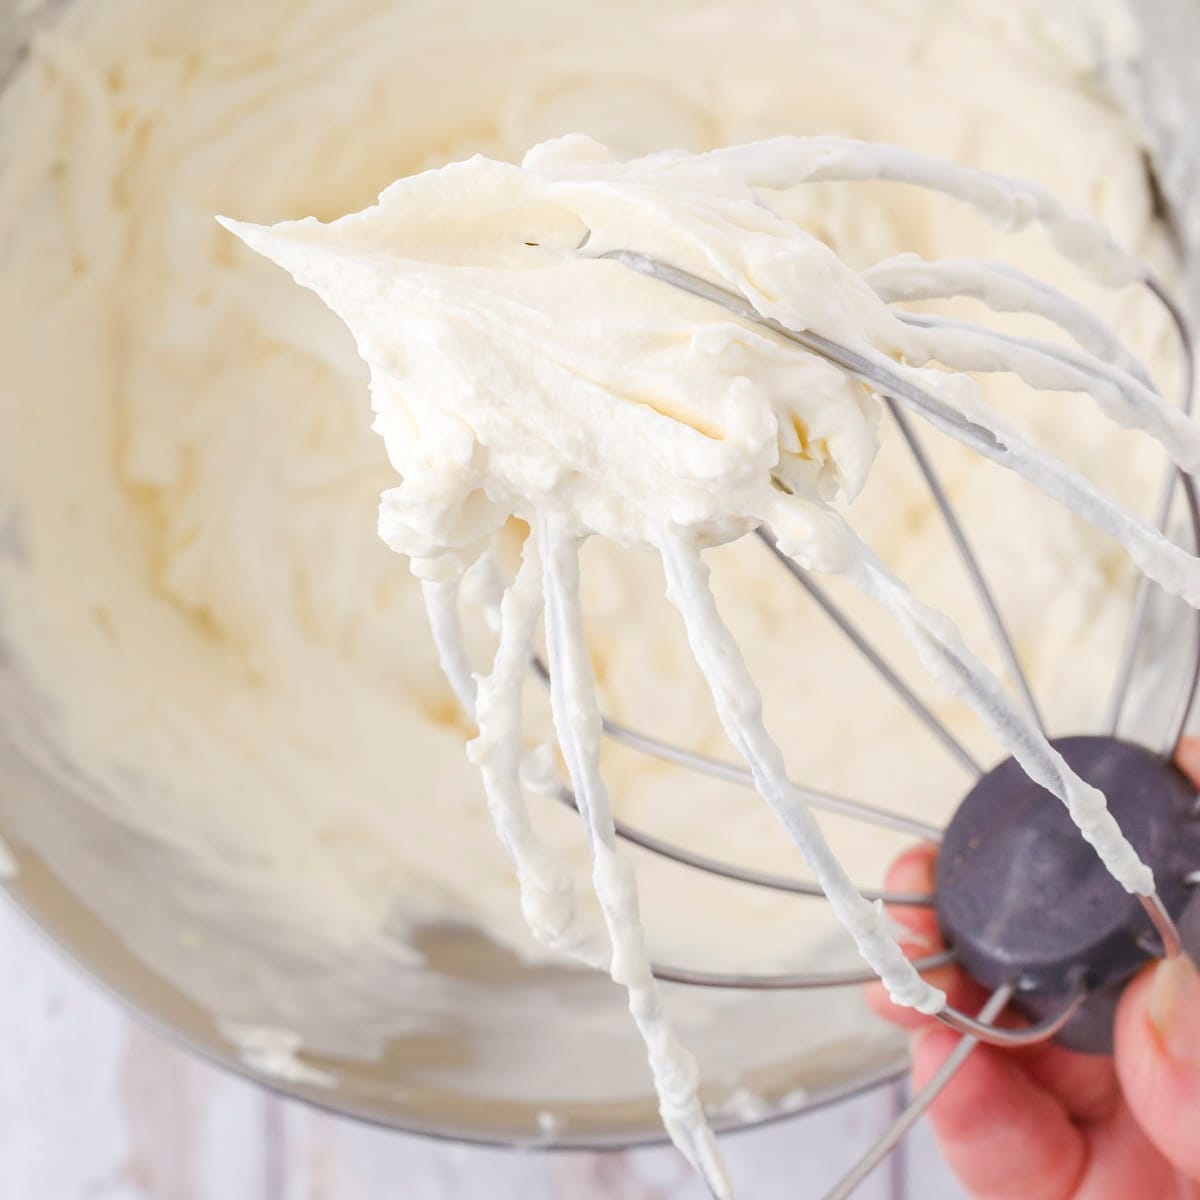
[220,138,913,578]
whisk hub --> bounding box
[935,735,1200,1053]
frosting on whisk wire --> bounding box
[222,133,1200,1199]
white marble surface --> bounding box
[0,894,966,1200]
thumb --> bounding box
[1115,954,1200,1182]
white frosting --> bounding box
[219,143,884,572]
[421,568,597,961]
[540,516,724,1191]
[217,1020,336,1089]
[0,0,1189,1152]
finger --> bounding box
[1073,1100,1182,1200]
[914,1024,1087,1200]
[1013,1041,1120,1124]
[1115,956,1200,1181]
[1174,734,1200,789]
[884,842,941,941]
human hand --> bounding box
[868,737,1200,1200]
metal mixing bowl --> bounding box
[0,0,1198,1153]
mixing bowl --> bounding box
[0,0,1198,1153]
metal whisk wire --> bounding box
[1106,279,1199,739]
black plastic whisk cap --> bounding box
[935,735,1200,1054]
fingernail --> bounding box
[1148,954,1200,1067]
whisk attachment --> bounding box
[568,244,1200,1043]
[226,133,1200,1200]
